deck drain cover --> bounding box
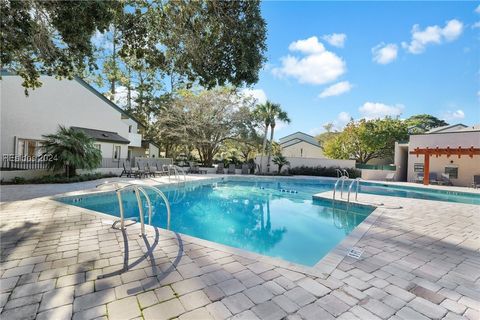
[347,247,364,259]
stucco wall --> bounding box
[1,76,130,158]
[406,131,480,186]
[281,141,324,158]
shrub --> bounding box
[1,173,117,185]
[288,166,360,178]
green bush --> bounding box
[1,172,117,185]
[288,166,360,178]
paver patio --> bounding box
[0,176,479,320]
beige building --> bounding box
[394,124,480,187]
[1,73,160,171]
[279,132,324,158]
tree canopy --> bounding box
[154,88,257,166]
[1,0,267,91]
[404,114,448,133]
[323,118,408,164]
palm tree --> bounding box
[42,126,102,177]
[272,154,290,174]
[266,105,290,173]
[253,102,273,173]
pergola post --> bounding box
[423,153,430,185]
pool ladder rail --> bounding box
[333,172,361,206]
[168,165,187,183]
[96,182,171,236]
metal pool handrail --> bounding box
[333,176,348,201]
[168,165,186,183]
[96,182,171,235]
[347,178,362,203]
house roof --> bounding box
[71,127,130,144]
[279,131,320,147]
[426,123,468,134]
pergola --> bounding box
[410,146,480,185]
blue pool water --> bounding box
[58,177,480,266]
[59,178,373,266]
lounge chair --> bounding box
[188,162,200,174]
[414,172,424,183]
[241,164,249,175]
[385,172,395,181]
[145,162,157,177]
[216,163,224,174]
[135,161,148,178]
[228,164,235,174]
[439,173,453,186]
[473,175,480,188]
[155,163,169,176]
[429,172,438,184]
[121,161,136,178]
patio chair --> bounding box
[120,161,136,178]
[439,173,453,186]
[216,163,225,174]
[429,172,438,184]
[414,172,424,183]
[385,172,395,181]
[155,163,169,176]
[135,161,148,178]
[145,162,157,177]
[188,162,200,174]
[228,164,236,174]
[241,163,249,175]
[473,175,480,188]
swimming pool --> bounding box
[58,177,479,266]
[59,178,374,266]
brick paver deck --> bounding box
[1,176,479,320]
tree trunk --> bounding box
[266,124,275,173]
[66,165,76,177]
[110,27,117,98]
[259,122,268,173]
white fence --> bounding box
[255,156,356,173]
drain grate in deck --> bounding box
[347,247,364,259]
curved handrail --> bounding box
[97,182,171,234]
[342,169,350,179]
[335,169,343,178]
[333,176,347,201]
[347,178,362,204]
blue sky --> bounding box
[243,1,480,138]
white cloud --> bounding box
[372,43,398,64]
[322,33,347,48]
[442,109,465,121]
[472,21,480,29]
[402,19,464,54]
[475,5,480,14]
[288,36,325,54]
[241,88,267,105]
[273,36,347,85]
[318,81,352,98]
[91,29,114,52]
[359,102,404,119]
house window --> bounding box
[300,148,303,157]
[113,146,121,160]
[127,149,132,160]
[414,163,424,172]
[94,144,101,151]
[445,166,458,179]
[17,139,43,157]
[128,125,132,133]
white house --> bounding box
[279,132,324,158]
[394,124,480,187]
[1,73,160,173]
